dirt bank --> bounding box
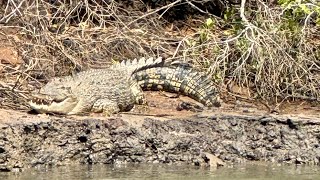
[1,106,320,172]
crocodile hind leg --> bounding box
[130,81,147,105]
[91,99,120,116]
[129,82,149,113]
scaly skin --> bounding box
[29,68,138,115]
[28,57,221,116]
[29,57,163,115]
[132,65,221,107]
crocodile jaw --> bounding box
[29,95,78,114]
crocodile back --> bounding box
[65,68,137,111]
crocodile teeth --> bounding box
[31,97,53,105]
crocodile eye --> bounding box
[52,78,61,83]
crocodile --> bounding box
[133,65,221,107]
[28,57,221,116]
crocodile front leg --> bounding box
[91,99,120,116]
[67,99,92,115]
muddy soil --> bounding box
[0,93,320,172]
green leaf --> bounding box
[316,17,320,27]
[206,18,214,28]
[299,4,311,14]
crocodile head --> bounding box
[29,78,78,114]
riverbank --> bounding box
[1,104,319,172]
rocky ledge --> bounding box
[0,109,320,172]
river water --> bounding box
[1,163,319,180]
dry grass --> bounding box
[0,0,319,111]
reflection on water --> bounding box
[1,163,319,180]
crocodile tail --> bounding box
[132,65,221,107]
[111,57,164,75]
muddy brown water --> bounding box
[1,163,320,180]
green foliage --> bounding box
[278,0,320,26]
[197,18,216,43]
[205,18,214,28]
[223,7,244,34]
[196,7,243,45]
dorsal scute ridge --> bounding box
[111,57,159,67]
[111,57,164,75]
[131,57,164,75]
